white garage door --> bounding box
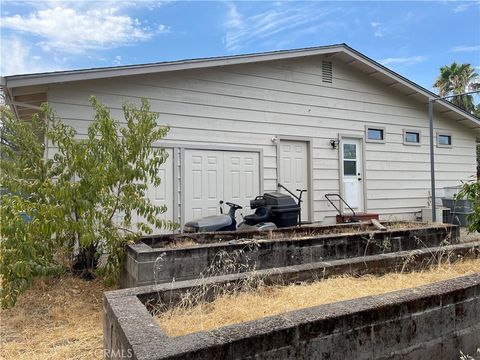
[184,150,260,223]
[134,148,174,234]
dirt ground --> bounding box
[0,276,107,360]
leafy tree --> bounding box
[457,178,480,233]
[0,97,176,308]
[0,107,67,308]
[475,104,480,118]
[477,144,480,178]
[433,62,479,113]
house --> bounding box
[2,44,479,228]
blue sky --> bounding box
[1,0,479,91]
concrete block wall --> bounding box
[120,224,459,288]
[104,272,480,359]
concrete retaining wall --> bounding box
[104,273,480,359]
[120,223,459,288]
[105,243,479,359]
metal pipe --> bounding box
[427,89,479,223]
[428,99,436,222]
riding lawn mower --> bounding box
[183,184,306,233]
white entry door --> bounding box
[341,138,364,212]
[184,150,260,223]
[279,140,309,222]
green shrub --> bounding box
[456,178,480,233]
[0,97,177,308]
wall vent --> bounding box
[322,61,333,83]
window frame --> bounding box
[365,125,386,143]
[436,132,452,148]
[403,129,422,146]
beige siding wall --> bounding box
[46,55,477,224]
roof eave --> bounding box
[340,46,480,127]
[2,44,346,89]
[2,43,479,128]
[434,98,480,129]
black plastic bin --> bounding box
[271,207,300,227]
[441,198,473,213]
[263,192,300,227]
[451,211,474,227]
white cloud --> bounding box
[0,4,168,54]
[370,22,385,37]
[453,1,480,13]
[451,45,480,52]
[453,3,469,13]
[113,55,122,65]
[380,56,427,67]
[0,37,64,75]
[222,3,337,51]
[225,3,243,29]
[14,1,167,11]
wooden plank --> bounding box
[371,219,387,231]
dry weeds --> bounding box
[156,258,480,337]
[162,239,198,249]
[163,222,444,248]
[0,276,106,360]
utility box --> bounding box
[421,207,451,223]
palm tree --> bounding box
[433,62,479,113]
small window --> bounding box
[342,142,358,176]
[343,144,356,159]
[365,126,386,143]
[403,129,421,146]
[437,133,452,147]
[368,129,383,140]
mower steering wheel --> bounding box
[225,202,243,209]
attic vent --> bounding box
[322,61,333,83]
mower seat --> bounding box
[244,206,271,225]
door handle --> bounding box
[358,177,362,181]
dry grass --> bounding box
[156,258,480,337]
[163,222,443,248]
[163,238,199,249]
[0,275,106,360]
[249,222,427,241]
